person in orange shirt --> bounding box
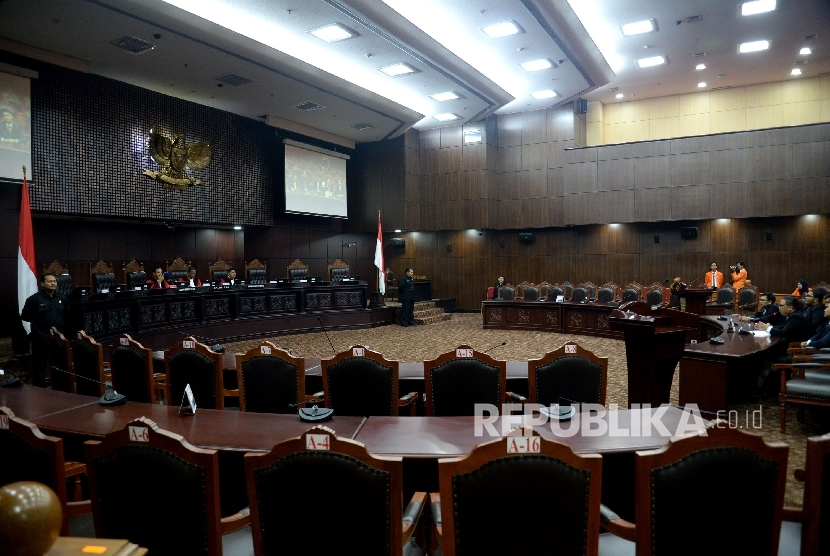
[792,279,810,296]
[704,263,724,290]
[730,261,747,291]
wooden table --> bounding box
[48,537,147,555]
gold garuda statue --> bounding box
[142,126,213,189]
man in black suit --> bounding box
[398,267,415,327]
[801,300,830,350]
[801,288,827,336]
[740,292,782,325]
[20,274,69,387]
[755,296,810,342]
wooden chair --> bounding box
[583,280,598,300]
[236,342,307,414]
[561,281,574,300]
[498,284,515,300]
[208,258,233,283]
[84,417,249,556]
[643,282,665,306]
[621,282,642,303]
[547,283,565,302]
[522,283,541,301]
[109,334,164,404]
[165,337,225,410]
[327,258,350,281]
[286,258,309,281]
[122,259,146,290]
[244,425,425,556]
[244,258,267,285]
[71,330,106,397]
[572,284,589,304]
[430,426,602,556]
[423,345,507,416]
[773,360,830,432]
[515,280,531,299]
[47,327,74,393]
[801,432,830,556]
[737,285,760,314]
[537,281,552,301]
[600,422,788,556]
[509,342,608,407]
[43,260,73,297]
[166,256,192,282]
[89,260,115,293]
[597,282,619,305]
[0,407,91,535]
[322,345,417,416]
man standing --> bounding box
[730,262,748,291]
[704,263,723,290]
[20,273,68,387]
[398,267,415,327]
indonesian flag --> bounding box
[374,212,385,295]
[18,174,37,334]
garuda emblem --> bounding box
[142,126,213,189]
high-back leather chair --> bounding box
[85,417,249,556]
[245,258,267,285]
[47,327,74,393]
[526,342,608,407]
[166,256,192,282]
[431,426,602,556]
[322,345,417,416]
[548,285,564,302]
[622,282,641,304]
[571,286,588,304]
[237,342,305,414]
[208,258,232,283]
[43,261,73,296]
[538,281,551,300]
[562,281,574,300]
[645,286,663,306]
[123,259,146,290]
[424,345,506,416]
[583,281,597,301]
[523,285,540,301]
[110,334,160,404]
[71,330,105,397]
[165,337,224,410]
[327,258,350,281]
[738,286,759,313]
[244,426,425,556]
[597,284,618,305]
[0,406,90,535]
[89,260,115,293]
[601,423,788,556]
[287,258,309,282]
[716,286,735,305]
[499,285,514,301]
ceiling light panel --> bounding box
[696,63,706,70]
[530,89,557,99]
[430,91,460,102]
[739,40,770,53]
[636,55,666,68]
[309,23,356,43]
[378,63,418,77]
[481,21,523,39]
[520,59,553,72]
[791,68,802,75]
[800,47,812,55]
[434,112,461,121]
[620,19,655,37]
[741,0,776,16]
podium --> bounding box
[677,286,714,315]
[609,301,697,407]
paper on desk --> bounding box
[751,329,771,337]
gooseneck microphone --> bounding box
[482,341,507,354]
[316,316,337,357]
[48,365,126,406]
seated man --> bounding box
[755,296,811,344]
[220,268,238,286]
[801,299,830,349]
[740,292,782,325]
[146,266,171,289]
[802,288,827,336]
[179,266,202,288]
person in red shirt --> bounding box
[220,268,238,286]
[146,266,170,289]
[179,266,202,287]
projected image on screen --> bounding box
[0,71,32,181]
[284,141,348,218]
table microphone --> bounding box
[49,365,126,406]
[316,316,337,357]
[482,341,507,354]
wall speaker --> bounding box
[766,231,772,241]
[680,227,698,239]
[519,232,534,244]
[574,99,588,114]
[390,238,405,248]
[654,235,660,244]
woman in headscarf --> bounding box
[792,279,810,296]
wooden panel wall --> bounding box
[384,215,830,311]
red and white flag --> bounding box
[373,212,385,295]
[18,174,37,334]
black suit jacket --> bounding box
[807,321,830,349]
[802,304,826,335]
[753,304,782,325]
[398,276,415,300]
[769,312,811,343]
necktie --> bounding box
[713,274,717,288]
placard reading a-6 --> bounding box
[128,426,150,442]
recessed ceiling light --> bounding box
[791,68,802,75]
[309,23,355,43]
[741,0,776,16]
[800,47,812,55]
[615,93,624,99]
[378,63,418,77]
[698,82,707,87]
[481,21,523,39]
[233,225,242,230]
[434,113,461,122]
[620,19,656,37]
[429,91,460,102]
[520,59,553,72]
[530,89,557,100]
[635,55,666,68]
[394,229,402,233]
[739,40,770,53]
[696,63,706,70]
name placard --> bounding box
[565,344,577,354]
[260,345,272,355]
[506,436,540,453]
[306,434,330,450]
[352,347,365,357]
[183,340,195,349]
[0,415,8,429]
[456,348,473,358]
[119,337,129,346]
[128,426,149,442]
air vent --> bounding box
[608,87,620,92]
[215,73,252,86]
[293,101,324,111]
[685,15,703,23]
[794,60,808,66]
[109,35,155,55]
[351,122,374,131]
[693,52,706,58]
[804,35,817,41]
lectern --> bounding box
[609,301,697,407]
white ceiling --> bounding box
[0,0,827,144]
